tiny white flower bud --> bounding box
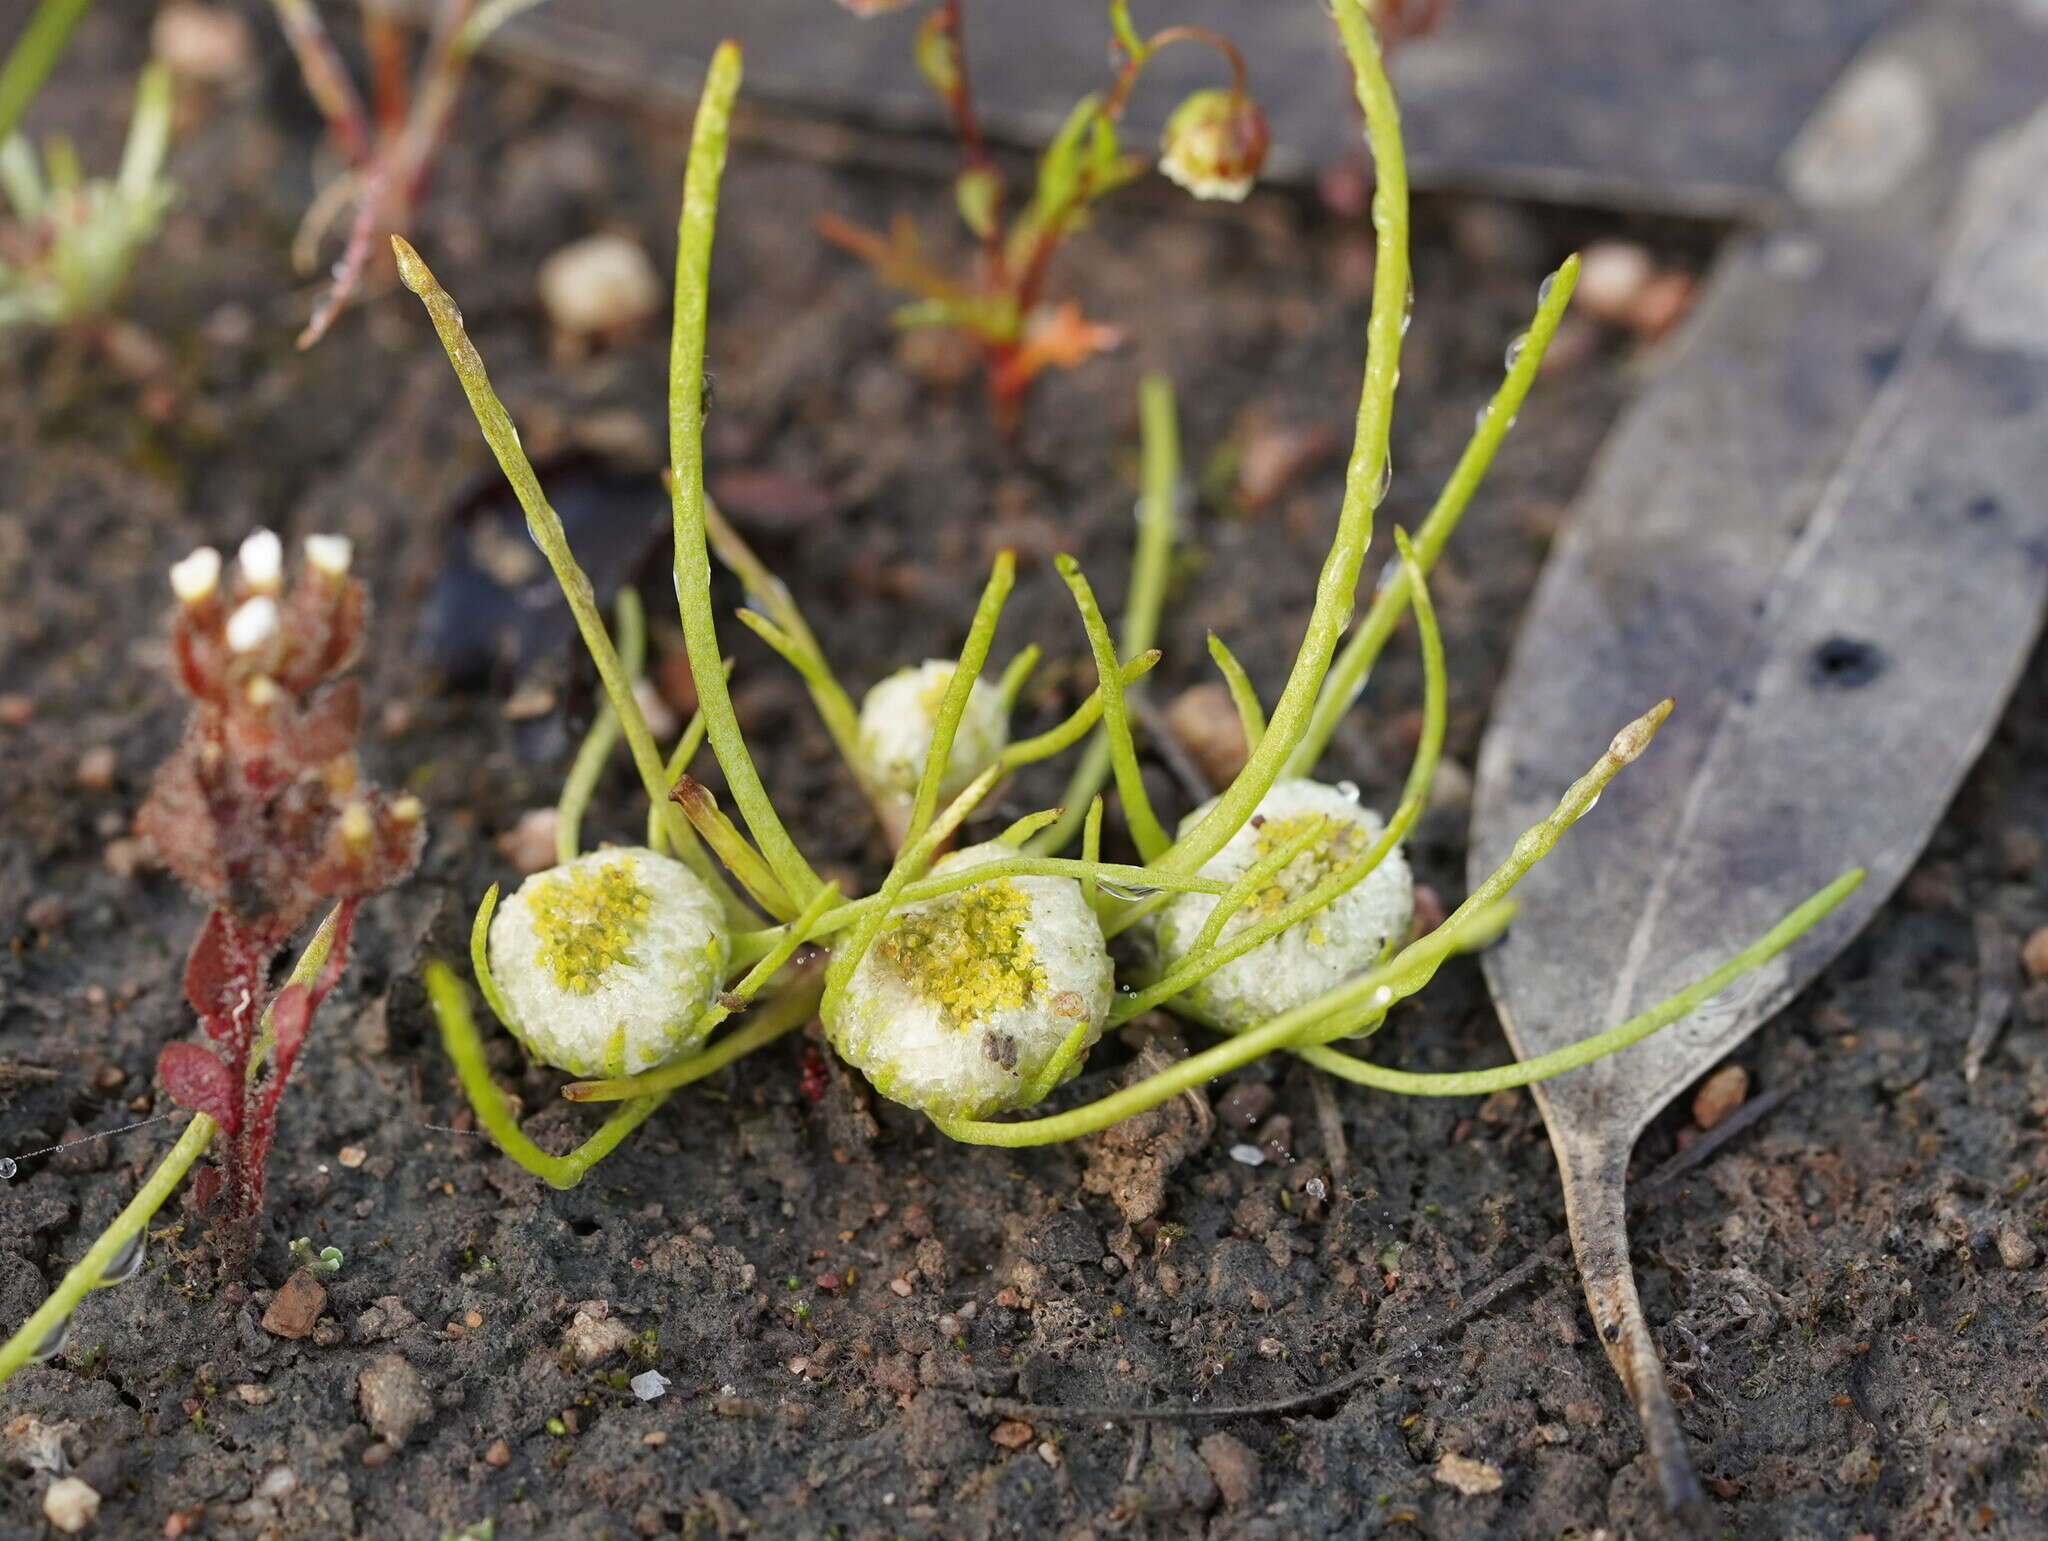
[237,528,284,592]
[169,546,221,605]
[825,842,1113,1119]
[338,800,374,853]
[391,794,424,824]
[243,674,281,708]
[1159,88,1268,204]
[1153,779,1414,1031]
[304,533,354,579]
[489,847,732,1078]
[855,661,1009,831]
[224,595,280,654]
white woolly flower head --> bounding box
[825,842,1114,1120]
[1158,87,1268,204]
[854,660,1009,821]
[1153,778,1413,1031]
[487,846,731,1078]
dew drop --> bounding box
[1372,556,1399,594]
[0,1156,16,1181]
[96,1232,144,1289]
[1373,457,1392,506]
[1504,332,1529,371]
[1335,780,1360,803]
[1474,405,1490,432]
[1582,791,1602,816]
[1538,272,1557,306]
[1097,880,1162,900]
[28,1315,71,1363]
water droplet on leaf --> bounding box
[96,1232,144,1289]
[29,1315,71,1363]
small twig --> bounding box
[1964,913,2017,1085]
[1637,1079,1795,1202]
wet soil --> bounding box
[4,7,2046,1539]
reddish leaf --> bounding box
[184,909,257,1022]
[157,1042,240,1134]
[269,984,313,1080]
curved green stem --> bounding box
[906,553,1016,849]
[391,234,749,927]
[0,1114,212,1389]
[1156,0,1407,879]
[0,0,96,146]
[667,42,824,907]
[1294,870,1864,1091]
[1288,252,1582,777]
[557,589,647,864]
[1205,632,1265,750]
[426,962,665,1189]
[1031,371,1180,857]
[1058,555,1169,861]
[1108,530,1445,1022]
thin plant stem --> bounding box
[556,589,647,865]
[1291,870,1864,1091]
[390,235,749,926]
[1032,371,1179,857]
[1081,796,1104,912]
[0,0,94,146]
[667,44,826,906]
[269,0,373,167]
[903,552,1015,849]
[426,962,666,1190]
[1004,652,1160,767]
[0,1115,214,1387]
[1055,555,1168,860]
[0,906,350,1389]
[1109,529,1444,1018]
[704,497,862,767]
[1155,0,1407,880]
[1287,252,1582,777]
[934,695,1666,1146]
[1205,632,1265,749]
[997,645,1042,712]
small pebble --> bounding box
[1996,1224,2039,1271]
[43,1477,101,1534]
[1167,684,1251,788]
[538,233,662,340]
[151,1,252,83]
[1228,1143,1267,1167]
[564,1302,636,1366]
[337,1146,367,1169]
[1629,271,1697,340]
[261,1270,326,1340]
[1199,1431,1262,1505]
[360,1442,392,1468]
[76,747,118,791]
[496,808,560,875]
[630,1370,670,1401]
[990,1420,1034,1450]
[1216,1081,1275,1132]
[25,896,67,934]
[358,1355,432,1446]
[235,1383,274,1406]
[1574,242,1655,325]
[483,1439,512,1468]
[1691,1064,1749,1131]
[2020,926,2048,982]
[1433,1452,1504,1495]
[888,1277,913,1298]
[0,693,33,726]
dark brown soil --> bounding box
[5,8,2045,1540]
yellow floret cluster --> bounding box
[876,878,1045,1030]
[527,857,651,995]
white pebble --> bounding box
[630,1369,671,1401]
[1229,1143,1267,1167]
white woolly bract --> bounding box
[169,545,221,603]
[488,846,731,1078]
[825,842,1113,1119]
[854,661,1008,807]
[1153,779,1413,1030]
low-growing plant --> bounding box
[818,0,1270,429]
[396,3,1860,1184]
[0,532,421,1384]
[268,0,547,347]
[0,56,173,331]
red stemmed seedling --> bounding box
[820,0,1268,431]
[140,530,422,1260]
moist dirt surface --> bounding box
[5,8,2047,1540]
